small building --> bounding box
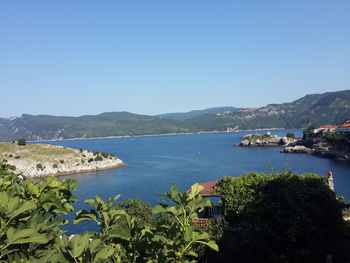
[187,180,222,227]
[322,125,337,133]
[336,121,350,133]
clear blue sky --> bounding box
[0,1,349,117]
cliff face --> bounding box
[0,143,126,178]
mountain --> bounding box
[184,90,350,131]
[156,107,238,120]
[0,90,349,141]
[0,112,196,141]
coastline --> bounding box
[1,143,127,178]
[30,163,128,179]
[29,127,292,143]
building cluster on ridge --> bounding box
[313,120,350,134]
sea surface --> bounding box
[44,130,350,234]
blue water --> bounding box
[43,130,350,233]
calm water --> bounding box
[43,130,350,233]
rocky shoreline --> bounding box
[235,131,350,162]
[235,134,298,147]
[282,145,350,162]
[1,143,126,178]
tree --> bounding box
[17,138,26,146]
[286,132,295,139]
[115,198,155,227]
[213,172,350,262]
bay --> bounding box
[44,129,350,234]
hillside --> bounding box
[185,90,350,131]
[156,106,238,120]
[0,142,125,178]
[0,90,349,141]
[0,112,196,141]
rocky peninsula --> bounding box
[235,128,350,162]
[235,133,298,147]
[0,142,126,178]
[282,130,350,162]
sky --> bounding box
[0,1,349,117]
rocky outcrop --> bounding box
[1,143,126,178]
[282,145,314,154]
[235,134,297,147]
[281,132,350,162]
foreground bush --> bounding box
[211,171,350,263]
[0,162,218,262]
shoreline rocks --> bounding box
[282,140,350,162]
[282,145,314,154]
[235,134,297,147]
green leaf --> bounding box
[93,246,114,262]
[12,234,50,245]
[196,240,219,251]
[27,183,40,195]
[7,227,35,243]
[7,227,49,244]
[109,225,131,240]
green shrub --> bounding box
[17,138,26,146]
[101,152,109,158]
[115,198,156,227]
[325,132,344,145]
[8,165,16,171]
[303,125,317,139]
[88,158,94,163]
[215,172,348,262]
[14,155,20,159]
[36,163,43,170]
[81,159,85,164]
[286,132,295,138]
[53,163,58,169]
[94,155,103,161]
[59,159,64,164]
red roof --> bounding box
[187,180,218,196]
[338,123,350,128]
[323,125,337,128]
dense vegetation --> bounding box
[156,107,238,120]
[0,90,350,141]
[1,161,349,262]
[0,163,218,262]
[205,171,350,263]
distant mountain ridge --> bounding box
[0,90,349,141]
[156,107,238,120]
[184,90,350,131]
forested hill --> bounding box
[156,106,238,120]
[0,112,196,141]
[0,90,349,141]
[184,90,350,131]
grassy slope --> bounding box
[0,143,80,164]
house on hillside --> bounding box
[187,180,222,227]
[313,125,337,134]
[336,121,350,133]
